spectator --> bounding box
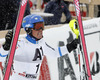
[44,0,72,25]
[0,0,30,31]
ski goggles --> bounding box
[33,22,44,31]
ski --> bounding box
[3,0,27,80]
[73,0,92,80]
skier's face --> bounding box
[32,22,44,39]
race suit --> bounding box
[0,34,69,80]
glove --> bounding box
[67,39,79,53]
[3,30,13,50]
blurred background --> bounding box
[30,0,100,19]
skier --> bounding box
[44,0,72,25]
[0,14,78,80]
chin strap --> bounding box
[26,34,43,44]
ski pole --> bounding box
[69,19,82,80]
[3,0,27,80]
[69,19,91,80]
[73,0,92,80]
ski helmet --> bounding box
[22,14,44,35]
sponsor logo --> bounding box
[25,74,37,78]
[25,24,31,28]
[90,51,100,75]
[84,23,98,30]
